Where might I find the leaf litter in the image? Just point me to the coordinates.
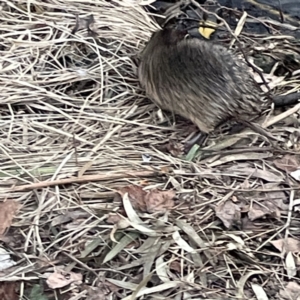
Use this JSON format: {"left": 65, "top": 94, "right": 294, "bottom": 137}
{"left": 0, "top": 282, "right": 18, "bottom": 300}
{"left": 0, "top": 0, "right": 300, "bottom": 299}
{"left": 117, "top": 185, "right": 175, "bottom": 214}
{"left": 0, "top": 200, "right": 20, "bottom": 237}
{"left": 46, "top": 270, "right": 83, "bottom": 289}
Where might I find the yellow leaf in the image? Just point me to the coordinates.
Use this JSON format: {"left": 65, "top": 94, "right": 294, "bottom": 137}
{"left": 198, "top": 20, "right": 217, "bottom": 39}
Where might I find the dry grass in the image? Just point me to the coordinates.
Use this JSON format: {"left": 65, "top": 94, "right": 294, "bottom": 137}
{"left": 0, "top": 0, "right": 300, "bottom": 299}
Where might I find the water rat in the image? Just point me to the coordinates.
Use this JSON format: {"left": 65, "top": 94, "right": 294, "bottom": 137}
{"left": 138, "top": 27, "right": 299, "bottom": 137}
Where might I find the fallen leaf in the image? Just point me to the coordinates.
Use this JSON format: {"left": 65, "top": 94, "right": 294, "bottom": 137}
{"left": 0, "top": 200, "right": 20, "bottom": 236}
{"left": 28, "top": 284, "right": 48, "bottom": 300}
{"left": 267, "top": 191, "right": 289, "bottom": 210}
{"left": 251, "top": 283, "right": 268, "bottom": 300}
{"left": 291, "top": 169, "right": 300, "bottom": 181}
{"left": 145, "top": 189, "right": 175, "bottom": 213}
{"left": 279, "top": 281, "right": 300, "bottom": 300}
{"left": 103, "top": 232, "right": 140, "bottom": 264}
{"left": 110, "top": 218, "right": 130, "bottom": 243}
{"left": 248, "top": 200, "right": 281, "bottom": 221}
{"left": 209, "top": 152, "right": 272, "bottom": 167}
{"left": 215, "top": 201, "right": 241, "bottom": 229}
{"left": 46, "top": 270, "right": 83, "bottom": 289}
{"left": 118, "top": 185, "right": 147, "bottom": 212}
{"left": 0, "top": 282, "right": 18, "bottom": 300}
{"left": 199, "top": 20, "right": 216, "bottom": 39}
{"left": 294, "top": 199, "right": 300, "bottom": 212}
{"left": 155, "top": 255, "right": 170, "bottom": 283}
{"left": 226, "top": 166, "right": 283, "bottom": 182}
{"left": 172, "top": 231, "right": 195, "bottom": 253}
{"left": 286, "top": 252, "right": 297, "bottom": 279}
{"left": 245, "top": 191, "right": 288, "bottom": 212}
{"left": 270, "top": 238, "right": 300, "bottom": 254}
{"left": 117, "top": 185, "right": 175, "bottom": 214}
{"left": 0, "top": 247, "right": 17, "bottom": 271}
{"left": 274, "top": 154, "right": 300, "bottom": 173}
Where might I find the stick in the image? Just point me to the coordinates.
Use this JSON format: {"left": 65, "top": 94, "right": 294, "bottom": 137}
{"left": 8, "top": 170, "right": 164, "bottom": 192}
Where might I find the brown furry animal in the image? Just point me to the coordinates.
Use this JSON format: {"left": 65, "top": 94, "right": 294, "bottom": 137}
{"left": 138, "top": 28, "right": 298, "bottom": 134}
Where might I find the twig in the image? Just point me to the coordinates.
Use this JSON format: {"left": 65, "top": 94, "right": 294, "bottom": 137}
{"left": 8, "top": 170, "right": 165, "bottom": 192}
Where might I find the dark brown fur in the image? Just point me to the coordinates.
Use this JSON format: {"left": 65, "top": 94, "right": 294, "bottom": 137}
{"left": 138, "top": 28, "right": 272, "bottom": 133}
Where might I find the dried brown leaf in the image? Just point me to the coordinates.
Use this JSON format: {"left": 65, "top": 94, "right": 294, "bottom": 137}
{"left": 279, "top": 281, "right": 300, "bottom": 300}
{"left": 271, "top": 238, "right": 300, "bottom": 254}
{"left": 274, "top": 154, "right": 300, "bottom": 173}
{"left": 248, "top": 201, "right": 281, "bottom": 221}
{"left": 267, "top": 191, "right": 288, "bottom": 210}
{"left": 215, "top": 201, "right": 241, "bottom": 229}
{"left": 118, "top": 185, "right": 175, "bottom": 213}
{"left": 145, "top": 189, "right": 175, "bottom": 213}
{"left": 118, "top": 185, "right": 147, "bottom": 212}
{"left": 46, "top": 270, "right": 83, "bottom": 289}
{"left": 0, "top": 200, "right": 20, "bottom": 236}
{"left": 0, "top": 282, "right": 18, "bottom": 300}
